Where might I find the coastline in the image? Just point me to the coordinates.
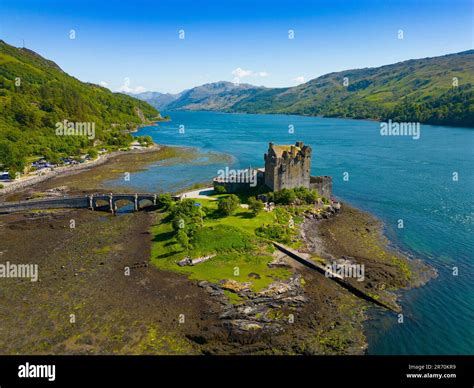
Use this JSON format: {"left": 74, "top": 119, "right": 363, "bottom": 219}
{"left": 0, "top": 144, "right": 437, "bottom": 355}
{"left": 166, "top": 109, "right": 474, "bottom": 129}
{"left": 296, "top": 203, "right": 437, "bottom": 354}
{"left": 0, "top": 144, "right": 162, "bottom": 197}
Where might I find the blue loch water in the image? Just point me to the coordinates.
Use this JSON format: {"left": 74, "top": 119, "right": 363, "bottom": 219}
{"left": 108, "top": 110, "right": 473, "bottom": 355}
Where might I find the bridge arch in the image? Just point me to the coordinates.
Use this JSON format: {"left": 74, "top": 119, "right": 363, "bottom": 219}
{"left": 93, "top": 197, "right": 110, "bottom": 211}
{"left": 138, "top": 198, "right": 154, "bottom": 209}
{"left": 112, "top": 198, "right": 136, "bottom": 211}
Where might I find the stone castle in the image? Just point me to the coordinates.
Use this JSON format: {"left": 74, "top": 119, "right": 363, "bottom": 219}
{"left": 264, "top": 141, "right": 311, "bottom": 191}
{"left": 213, "top": 141, "right": 332, "bottom": 198}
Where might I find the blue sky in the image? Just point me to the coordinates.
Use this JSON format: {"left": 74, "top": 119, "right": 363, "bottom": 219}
{"left": 0, "top": 0, "right": 472, "bottom": 93}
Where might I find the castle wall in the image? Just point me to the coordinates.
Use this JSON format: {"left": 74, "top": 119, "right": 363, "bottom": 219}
{"left": 310, "top": 175, "right": 333, "bottom": 199}
{"left": 213, "top": 170, "right": 264, "bottom": 193}
{"left": 276, "top": 157, "right": 311, "bottom": 190}
{"left": 264, "top": 155, "right": 277, "bottom": 191}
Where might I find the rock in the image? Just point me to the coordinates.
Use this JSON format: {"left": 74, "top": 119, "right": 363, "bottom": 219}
{"left": 268, "top": 257, "right": 291, "bottom": 268}
{"left": 177, "top": 257, "right": 192, "bottom": 267}
{"left": 219, "top": 279, "right": 251, "bottom": 293}
{"left": 248, "top": 272, "right": 261, "bottom": 279}
{"left": 226, "top": 319, "right": 263, "bottom": 332}
{"left": 191, "top": 254, "right": 215, "bottom": 265}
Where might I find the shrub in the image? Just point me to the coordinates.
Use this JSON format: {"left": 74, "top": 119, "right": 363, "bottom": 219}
{"left": 273, "top": 188, "right": 297, "bottom": 205}
{"left": 271, "top": 187, "right": 320, "bottom": 205}
{"left": 175, "top": 229, "right": 191, "bottom": 251}
{"left": 255, "top": 224, "right": 293, "bottom": 243}
{"left": 248, "top": 197, "right": 264, "bottom": 215}
{"left": 87, "top": 148, "right": 98, "bottom": 159}
{"left": 158, "top": 193, "right": 173, "bottom": 209}
{"left": 218, "top": 194, "right": 240, "bottom": 216}
{"left": 214, "top": 185, "right": 227, "bottom": 194}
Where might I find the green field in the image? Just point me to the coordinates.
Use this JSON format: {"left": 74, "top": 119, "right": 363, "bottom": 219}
{"left": 150, "top": 198, "right": 292, "bottom": 293}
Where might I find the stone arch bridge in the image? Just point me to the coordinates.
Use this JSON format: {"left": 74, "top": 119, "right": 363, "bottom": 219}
{"left": 0, "top": 193, "right": 165, "bottom": 214}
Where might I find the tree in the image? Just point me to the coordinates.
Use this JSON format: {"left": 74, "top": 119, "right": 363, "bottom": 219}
{"left": 158, "top": 193, "right": 173, "bottom": 209}
{"left": 0, "top": 140, "right": 26, "bottom": 173}
{"left": 136, "top": 135, "right": 153, "bottom": 146}
{"left": 175, "top": 229, "right": 190, "bottom": 251}
{"left": 214, "top": 185, "right": 227, "bottom": 194}
{"left": 248, "top": 197, "right": 264, "bottom": 215}
{"left": 218, "top": 194, "right": 240, "bottom": 216}
{"left": 169, "top": 199, "right": 204, "bottom": 236}
{"left": 42, "top": 149, "right": 61, "bottom": 165}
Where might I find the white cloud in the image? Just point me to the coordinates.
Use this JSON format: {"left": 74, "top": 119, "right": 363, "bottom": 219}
{"left": 293, "top": 76, "right": 305, "bottom": 84}
{"left": 99, "top": 81, "right": 108, "bottom": 87}
{"left": 116, "top": 77, "right": 147, "bottom": 94}
{"left": 232, "top": 67, "right": 253, "bottom": 78}
{"left": 231, "top": 68, "right": 270, "bottom": 80}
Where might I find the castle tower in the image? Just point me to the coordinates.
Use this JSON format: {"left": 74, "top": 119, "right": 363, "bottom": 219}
{"left": 264, "top": 141, "right": 312, "bottom": 191}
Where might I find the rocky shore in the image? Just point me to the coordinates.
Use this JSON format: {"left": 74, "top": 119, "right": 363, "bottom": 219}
{"left": 198, "top": 274, "right": 307, "bottom": 339}
{"left": 0, "top": 146, "right": 436, "bottom": 355}
{"left": 178, "top": 202, "right": 436, "bottom": 354}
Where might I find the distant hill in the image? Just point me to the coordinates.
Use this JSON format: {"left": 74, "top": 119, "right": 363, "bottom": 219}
{"left": 230, "top": 50, "right": 474, "bottom": 127}
{"left": 141, "top": 51, "right": 474, "bottom": 127}
{"left": 0, "top": 40, "right": 159, "bottom": 174}
{"left": 136, "top": 81, "right": 267, "bottom": 111}
{"left": 132, "top": 91, "right": 180, "bottom": 110}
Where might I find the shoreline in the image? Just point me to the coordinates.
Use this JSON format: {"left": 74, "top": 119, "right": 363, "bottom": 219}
{"left": 0, "top": 144, "right": 162, "bottom": 197}
{"left": 0, "top": 143, "right": 437, "bottom": 354}
{"left": 299, "top": 203, "right": 437, "bottom": 354}
{"left": 165, "top": 109, "right": 474, "bottom": 129}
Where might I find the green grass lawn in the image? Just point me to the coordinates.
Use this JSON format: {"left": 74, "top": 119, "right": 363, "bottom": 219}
{"left": 150, "top": 201, "right": 292, "bottom": 292}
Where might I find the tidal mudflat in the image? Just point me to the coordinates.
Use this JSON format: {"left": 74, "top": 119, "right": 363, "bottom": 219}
{"left": 0, "top": 158, "right": 433, "bottom": 354}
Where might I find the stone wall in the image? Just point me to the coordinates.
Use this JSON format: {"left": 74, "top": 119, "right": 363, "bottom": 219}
{"left": 213, "top": 170, "right": 264, "bottom": 193}
{"left": 310, "top": 175, "right": 333, "bottom": 199}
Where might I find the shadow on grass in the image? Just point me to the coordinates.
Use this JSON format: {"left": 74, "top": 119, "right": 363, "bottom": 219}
{"left": 155, "top": 251, "right": 181, "bottom": 259}
{"left": 235, "top": 211, "right": 256, "bottom": 219}
{"left": 152, "top": 230, "right": 175, "bottom": 242}
{"left": 204, "top": 210, "right": 225, "bottom": 220}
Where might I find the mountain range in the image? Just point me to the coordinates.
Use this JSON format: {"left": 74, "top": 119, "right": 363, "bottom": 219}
{"left": 132, "top": 81, "right": 268, "bottom": 111}
{"left": 0, "top": 40, "right": 472, "bottom": 174}
{"left": 134, "top": 50, "right": 474, "bottom": 127}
